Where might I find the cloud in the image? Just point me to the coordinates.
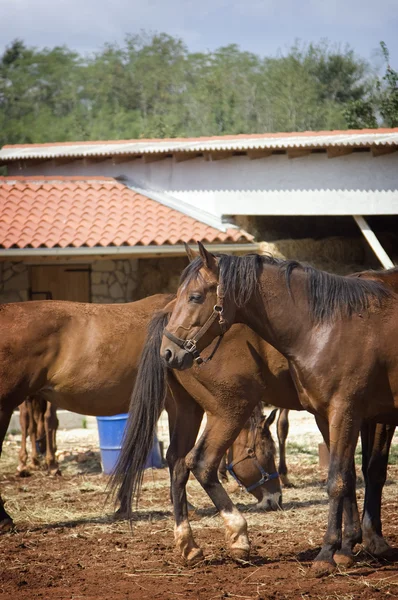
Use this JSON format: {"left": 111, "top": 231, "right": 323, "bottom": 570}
{"left": 0, "top": 0, "right": 396, "bottom": 64}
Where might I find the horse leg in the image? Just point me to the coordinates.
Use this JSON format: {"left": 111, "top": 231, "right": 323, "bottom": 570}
{"left": 27, "top": 399, "right": 41, "bottom": 470}
{"left": 166, "top": 379, "right": 205, "bottom": 565}
{"left": 0, "top": 406, "right": 14, "bottom": 532}
{"left": 44, "top": 402, "right": 60, "bottom": 475}
{"left": 311, "top": 407, "right": 361, "bottom": 577}
{"left": 33, "top": 397, "right": 46, "bottom": 457}
{"left": 277, "top": 409, "right": 292, "bottom": 487}
{"left": 314, "top": 412, "right": 362, "bottom": 573}
{"left": 218, "top": 454, "right": 228, "bottom": 484}
{"left": 186, "top": 413, "right": 252, "bottom": 563}
{"left": 18, "top": 402, "right": 29, "bottom": 473}
{"left": 361, "top": 421, "right": 395, "bottom": 557}
{"left": 165, "top": 392, "right": 196, "bottom": 512}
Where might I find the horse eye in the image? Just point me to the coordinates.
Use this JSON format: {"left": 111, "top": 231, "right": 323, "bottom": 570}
{"left": 188, "top": 293, "right": 203, "bottom": 303}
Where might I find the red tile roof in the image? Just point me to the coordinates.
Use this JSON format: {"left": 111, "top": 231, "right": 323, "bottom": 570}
{"left": 0, "top": 176, "right": 252, "bottom": 249}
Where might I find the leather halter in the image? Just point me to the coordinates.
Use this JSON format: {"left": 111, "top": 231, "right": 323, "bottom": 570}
{"left": 226, "top": 448, "right": 279, "bottom": 493}
{"left": 163, "top": 284, "right": 228, "bottom": 365}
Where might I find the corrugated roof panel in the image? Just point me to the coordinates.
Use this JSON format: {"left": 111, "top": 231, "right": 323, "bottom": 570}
{"left": 1, "top": 129, "right": 398, "bottom": 161}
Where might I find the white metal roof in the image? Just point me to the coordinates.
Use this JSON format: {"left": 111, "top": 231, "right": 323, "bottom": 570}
{"left": 1, "top": 129, "right": 398, "bottom": 161}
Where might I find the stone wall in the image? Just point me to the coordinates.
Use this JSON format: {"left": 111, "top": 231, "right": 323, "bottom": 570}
{"left": 133, "top": 256, "right": 188, "bottom": 300}
{"left": 91, "top": 259, "right": 139, "bottom": 303}
{"left": 0, "top": 262, "right": 29, "bottom": 302}
{"left": 91, "top": 256, "right": 187, "bottom": 303}
{"left": 0, "top": 256, "right": 188, "bottom": 305}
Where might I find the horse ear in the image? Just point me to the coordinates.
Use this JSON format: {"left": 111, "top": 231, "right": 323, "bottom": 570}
{"left": 264, "top": 408, "right": 278, "bottom": 429}
{"left": 198, "top": 241, "right": 217, "bottom": 272}
{"left": 184, "top": 243, "right": 199, "bottom": 263}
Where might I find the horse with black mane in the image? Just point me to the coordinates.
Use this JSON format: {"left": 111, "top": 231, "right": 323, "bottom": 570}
{"left": 110, "top": 249, "right": 397, "bottom": 571}
{"left": 159, "top": 244, "right": 398, "bottom": 575}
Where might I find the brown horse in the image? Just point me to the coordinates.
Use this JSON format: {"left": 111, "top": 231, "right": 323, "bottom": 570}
{"left": 160, "top": 245, "right": 398, "bottom": 574}
{"left": 111, "top": 268, "right": 396, "bottom": 567}
{"left": 0, "top": 293, "right": 281, "bottom": 532}
{"left": 18, "top": 397, "right": 59, "bottom": 475}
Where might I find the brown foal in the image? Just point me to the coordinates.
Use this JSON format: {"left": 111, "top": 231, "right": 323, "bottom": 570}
{"left": 160, "top": 244, "right": 398, "bottom": 575}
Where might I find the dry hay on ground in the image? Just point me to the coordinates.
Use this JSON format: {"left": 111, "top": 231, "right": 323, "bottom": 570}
{"left": 1, "top": 434, "right": 398, "bottom": 600}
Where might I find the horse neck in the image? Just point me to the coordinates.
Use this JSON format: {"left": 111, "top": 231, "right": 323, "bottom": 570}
{"left": 235, "top": 264, "right": 312, "bottom": 358}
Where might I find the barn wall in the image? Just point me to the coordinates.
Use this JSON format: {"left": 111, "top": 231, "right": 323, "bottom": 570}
{"left": 10, "top": 151, "right": 398, "bottom": 217}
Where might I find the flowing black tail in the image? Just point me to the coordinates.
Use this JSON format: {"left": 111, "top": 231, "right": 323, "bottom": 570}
{"left": 108, "top": 310, "right": 169, "bottom": 521}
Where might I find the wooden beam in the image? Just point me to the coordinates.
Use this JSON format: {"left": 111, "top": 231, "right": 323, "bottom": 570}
{"left": 353, "top": 215, "right": 395, "bottom": 269}
{"left": 111, "top": 155, "right": 139, "bottom": 165}
{"left": 287, "top": 148, "right": 311, "bottom": 159}
{"left": 371, "top": 145, "right": 397, "bottom": 157}
{"left": 82, "top": 157, "right": 109, "bottom": 165}
{"left": 326, "top": 147, "right": 353, "bottom": 159}
{"left": 52, "top": 157, "right": 77, "bottom": 166}
{"left": 204, "top": 152, "right": 234, "bottom": 161}
{"left": 142, "top": 153, "right": 168, "bottom": 164}
{"left": 14, "top": 159, "right": 50, "bottom": 169}
{"left": 246, "top": 149, "right": 273, "bottom": 160}
{"left": 173, "top": 152, "right": 200, "bottom": 163}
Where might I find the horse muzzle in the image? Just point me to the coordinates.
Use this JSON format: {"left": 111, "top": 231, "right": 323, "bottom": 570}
{"left": 161, "top": 345, "right": 194, "bottom": 370}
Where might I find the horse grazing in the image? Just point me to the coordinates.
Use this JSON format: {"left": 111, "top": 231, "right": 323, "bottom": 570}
{"left": 219, "top": 408, "right": 291, "bottom": 489}
{"left": 161, "top": 244, "right": 398, "bottom": 575}
{"left": 0, "top": 293, "right": 281, "bottom": 532}
{"left": 18, "top": 396, "right": 59, "bottom": 475}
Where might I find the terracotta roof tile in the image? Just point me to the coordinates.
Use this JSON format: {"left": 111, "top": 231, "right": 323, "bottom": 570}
{"left": 0, "top": 176, "right": 252, "bottom": 249}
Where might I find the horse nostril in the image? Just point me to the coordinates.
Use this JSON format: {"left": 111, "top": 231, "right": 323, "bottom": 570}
{"left": 164, "top": 349, "right": 172, "bottom": 363}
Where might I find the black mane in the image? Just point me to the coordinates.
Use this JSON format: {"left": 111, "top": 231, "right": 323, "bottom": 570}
{"left": 180, "top": 253, "right": 392, "bottom": 323}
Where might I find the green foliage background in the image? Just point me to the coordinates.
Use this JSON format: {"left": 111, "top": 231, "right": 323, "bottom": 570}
{"left": 0, "top": 34, "right": 397, "bottom": 148}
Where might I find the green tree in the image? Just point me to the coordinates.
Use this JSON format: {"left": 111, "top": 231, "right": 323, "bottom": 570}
{"left": 0, "top": 34, "right": 388, "bottom": 146}
{"left": 344, "top": 41, "right": 398, "bottom": 129}
{"left": 378, "top": 41, "right": 398, "bottom": 127}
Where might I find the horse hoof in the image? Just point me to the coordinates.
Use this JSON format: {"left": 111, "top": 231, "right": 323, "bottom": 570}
{"left": 334, "top": 552, "right": 354, "bottom": 568}
{"left": 310, "top": 561, "right": 336, "bottom": 578}
{"left": 230, "top": 546, "right": 250, "bottom": 563}
{"left": 364, "top": 538, "right": 393, "bottom": 558}
{"left": 16, "top": 467, "right": 31, "bottom": 478}
{"left": 0, "top": 517, "right": 14, "bottom": 533}
{"left": 49, "top": 468, "right": 61, "bottom": 477}
{"left": 27, "top": 462, "right": 40, "bottom": 471}
{"left": 186, "top": 547, "right": 204, "bottom": 566}
{"left": 279, "top": 475, "right": 294, "bottom": 488}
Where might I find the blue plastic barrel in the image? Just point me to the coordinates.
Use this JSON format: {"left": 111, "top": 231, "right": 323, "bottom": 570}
{"left": 96, "top": 413, "right": 163, "bottom": 475}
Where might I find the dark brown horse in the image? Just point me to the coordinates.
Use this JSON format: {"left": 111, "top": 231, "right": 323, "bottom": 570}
{"left": 111, "top": 264, "right": 396, "bottom": 567}
{"left": 160, "top": 245, "right": 398, "bottom": 575}
{"left": 18, "top": 397, "right": 59, "bottom": 475}
{"left": 0, "top": 294, "right": 281, "bottom": 532}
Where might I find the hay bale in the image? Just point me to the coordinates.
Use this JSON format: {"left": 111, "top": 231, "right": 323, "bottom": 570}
{"left": 258, "top": 237, "right": 368, "bottom": 274}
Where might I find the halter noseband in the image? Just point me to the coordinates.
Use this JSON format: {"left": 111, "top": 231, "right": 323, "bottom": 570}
{"left": 226, "top": 447, "right": 279, "bottom": 493}
{"left": 163, "top": 284, "right": 228, "bottom": 365}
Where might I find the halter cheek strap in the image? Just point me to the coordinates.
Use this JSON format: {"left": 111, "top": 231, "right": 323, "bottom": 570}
{"left": 163, "top": 284, "right": 228, "bottom": 365}
{"left": 226, "top": 450, "right": 279, "bottom": 494}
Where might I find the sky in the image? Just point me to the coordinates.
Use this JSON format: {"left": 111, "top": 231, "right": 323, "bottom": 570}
{"left": 0, "top": 0, "right": 397, "bottom": 68}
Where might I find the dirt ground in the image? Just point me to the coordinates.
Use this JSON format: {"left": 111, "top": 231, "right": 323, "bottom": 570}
{"left": 1, "top": 420, "right": 398, "bottom": 600}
